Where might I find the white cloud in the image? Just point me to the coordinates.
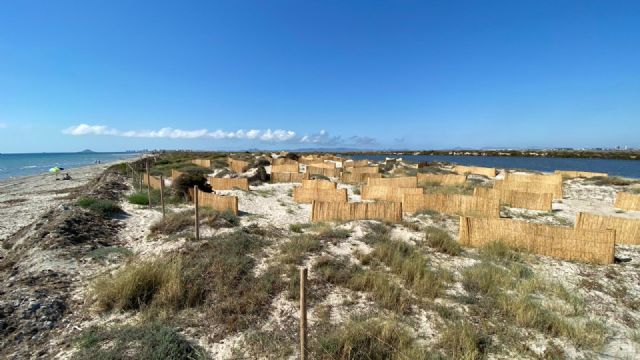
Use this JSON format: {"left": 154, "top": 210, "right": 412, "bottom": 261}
{"left": 62, "top": 123, "right": 298, "bottom": 142}
{"left": 62, "top": 123, "right": 378, "bottom": 147}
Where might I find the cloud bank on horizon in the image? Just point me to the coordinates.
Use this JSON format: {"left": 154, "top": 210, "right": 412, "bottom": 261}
{"left": 62, "top": 124, "right": 377, "bottom": 147}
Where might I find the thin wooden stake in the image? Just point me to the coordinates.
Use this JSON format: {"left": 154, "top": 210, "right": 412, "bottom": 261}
{"left": 146, "top": 162, "right": 151, "bottom": 208}
{"left": 138, "top": 170, "right": 143, "bottom": 192}
{"left": 194, "top": 186, "right": 200, "bottom": 241}
{"left": 160, "top": 175, "right": 166, "bottom": 218}
{"left": 300, "top": 267, "right": 307, "bottom": 360}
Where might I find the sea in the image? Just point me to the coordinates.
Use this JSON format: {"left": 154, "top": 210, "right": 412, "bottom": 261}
{"left": 345, "top": 154, "right": 640, "bottom": 179}
{"left": 0, "top": 152, "right": 141, "bottom": 180}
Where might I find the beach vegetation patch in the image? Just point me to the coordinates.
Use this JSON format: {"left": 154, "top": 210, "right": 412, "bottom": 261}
{"left": 74, "top": 321, "right": 205, "bottom": 360}
{"left": 313, "top": 317, "right": 428, "bottom": 359}
{"left": 150, "top": 211, "right": 193, "bottom": 236}
{"left": 425, "top": 226, "right": 462, "bottom": 256}
{"left": 77, "top": 197, "right": 122, "bottom": 216}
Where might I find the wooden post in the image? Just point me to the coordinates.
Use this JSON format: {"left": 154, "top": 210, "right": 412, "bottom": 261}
{"left": 300, "top": 267, "right": 307, "bottom": 360}
{"left": 138, "top": 170, "right": 143, "bottom": 192}
{"left": 146, "top": 162, "right": 152, "bottom": 208}
{"left": 160, "top": 175, "right": 166, "bottom": 218}
{"left": 194, "top": 186, "right": 200, "bottom": 241}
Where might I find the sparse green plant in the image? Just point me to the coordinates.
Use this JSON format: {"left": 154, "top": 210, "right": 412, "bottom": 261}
{"left": 74, "top": 322, "right": 205, "bottom": 360}
{"left": 279, "top": 235, "right": 323, "bottom": 265}
{"left": 150, "top": 211, "right": 193, "bottom": 235}
{"left": 89, "top": 246, "right": 132, "bottom": 261}
{"left": 368, "top": 237, "right": 449, "bottom": 299}
{"left": 425, "top": 226, "right": 461, "bottom": 256}
{"left": 313, "top": 317, "right": 428, "bottom": 359}
{"left": 435, "top": 320, "right": 487, "bottom": 360}
{"left": 586, "top": 176, "right": 637, "bottom": 186}
{"left": 77, "top": 197, "right": 122, "bottom": 216}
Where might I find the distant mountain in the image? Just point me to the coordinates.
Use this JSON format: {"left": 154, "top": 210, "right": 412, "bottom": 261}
{"left": 79, "top": 149, "right": 95, "bottom": 153}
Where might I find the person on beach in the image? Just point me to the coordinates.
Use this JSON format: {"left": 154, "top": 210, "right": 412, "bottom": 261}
{"left": 62, "top": 173, "right": 72, "bottom": 180}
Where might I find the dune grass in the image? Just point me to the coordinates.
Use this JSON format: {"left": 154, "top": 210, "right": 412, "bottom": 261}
{"left": 77, "top": 197, "right": 122, "bottom": 216}
{"left": 74, "top": 322, "right": 205, "bottom": 360}
{"left": 313, "top": 317, "right": 429, "bottom": 359}
{"left": 425, "top": 226, "right": 462, "bottom": 256}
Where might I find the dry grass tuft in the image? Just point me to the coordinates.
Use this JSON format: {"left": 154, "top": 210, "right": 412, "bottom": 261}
{"left": 313, "top": 317, "right": 429, "bottom": 359}
{"left": 150, "top": 211, "right": 193, "bottom": 236}
{"left": 425, "top": 226, "right": 462, "bottom": 256}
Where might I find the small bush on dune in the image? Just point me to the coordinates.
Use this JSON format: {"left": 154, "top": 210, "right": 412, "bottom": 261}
{"left": 200, "top": 208, "right": 240, "bottom": 228}
{"left": 128, "top": 192, "right": 150, "bottom": 205}
{"left": 478, "top": 241, "right": 521, "bottom": 263}
{"left": 425, "top": 226, "right": 462, "bottom": 256}
{"left": 313, "top": 256, "right": 410, "bottom": 313}
{"left": 77, "top": 197, "right": 122, "bottom": 216}
{"left": 92, "top": 257, "right": 188, "bottom": 312}
{"left": 172, "top": 173, "right": 212, "bottom": 199}
{"left": 150, "top": 211, "right": 193, "bottom": 235}
{"left": 280, "top": 235, "right": 322, "bottom": 265}
{"left": 435, "top": 320, "right": 488, "bottom": 360}
{"left": 74, "top": 321, "right": 205, "bottom": 360}
{"left": 586, "top": 176, "right": 637, "bottom": 186}
{"left": 314, "top": 317, "right": 428, "bottom": 359}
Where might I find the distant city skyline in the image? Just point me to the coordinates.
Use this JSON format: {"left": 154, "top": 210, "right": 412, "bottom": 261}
{"left": 1, "top": 1, "right": 639, "bottom": 153}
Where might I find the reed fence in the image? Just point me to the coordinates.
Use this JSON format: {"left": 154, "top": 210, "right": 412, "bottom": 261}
{"left": 306, "top": 166, "right": 340, "bottom": 178}
{"left": 311, "top": 201, "right": 402, "bottom": 222}
{"left": 452, "top": 165, "right": 496, "bottom": 178}
{"left": 459, "top": 216, "right": 615, "bottom": 264}
{"left": 402, "top": 193, "right": 500, "bottom": 217}
{"left": 301, "top": 179, "right": 337, "bottom": 189}
{"left": 347, "top": 166, "right": 380, "bottom": 174}
{"left": 293, "top": 188, "right": 348, "bottom": 204}
{"left": 367, "top": 176, "right": 418, "bottom": 188}
{"left": 417, "top": 173, "right": 466, "bottom": 185}
{"left": 142, "top": 172, "right": 163, "bottom": 190}
{"left": 614, "top": 192, "right": 640, "bottom": 211}
{"left": 191, "top": 159, "right": 211, "bottom": 168}
{"left": 271, "top": 172, "right": 307, "bottom": 183}
{"left": 271, "top": 158, "right": 299, "bottom": 165}
{"left": 192, "top": 191, "right": 239, "bottom": 215}
{"left": 208, "top": 177, "right": 249, "bottom": 191}
{"left": 473, "top": 187, "right": 552, "bottom": 212}
{"left": 493, "top": 180, "right": 563, "bottom": 200}
{"left": 575, "top": 212, "right": 640, "bottom": 245}
{"left": 228, "top": 158, "right": 250, "bottom": 173}
{"left": 272, "top": 163, "right": 300, "bottom": 173}
{"left": 505, "top": 172, "right": 563, "bottom": 185}
{"left": 361, "top": 186, "right": 423, "bottom": 202}
{"left": 340, "top": 172, "right": 382, "bottom": 184}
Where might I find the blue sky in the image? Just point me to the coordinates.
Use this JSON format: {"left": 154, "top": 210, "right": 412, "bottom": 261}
{"left": 1, "top": 0, "right": 639, "bottom": 153}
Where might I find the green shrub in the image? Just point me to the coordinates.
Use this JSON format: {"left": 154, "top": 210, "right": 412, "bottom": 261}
{"left": 279, "top": 235, "right": 323, "bottom": 265}
{"left": 150, "top": 211, "right": 193, "bottom": 235}
{"left": 435, "top": 321, "right": 488, "bottom": 360}
{"left": 74, "top": 322, "right": 205, "bottom": 360}
{"left": 200, "top": 208, "right": 240, "bottom": 228}
{"left": 172, "top": 173, "right": 212, "bottom": 199}
{"left": 314, "top": 317, "right": 428, "bottom": 359}
{"left": 77, "top": 198, "right": 122, "bottom": 216}
{"left": 128, "top": 192, "right": 151, "bottom": 205}
{"left": 425, "top": 226, "right": 462, "bottom": 256}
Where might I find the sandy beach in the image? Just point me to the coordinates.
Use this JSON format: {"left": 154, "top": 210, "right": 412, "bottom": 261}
{"left": 0, "top": 161, "right": 134, "bottom": 243}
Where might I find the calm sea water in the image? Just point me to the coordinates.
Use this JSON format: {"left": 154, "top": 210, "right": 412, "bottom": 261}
{"left": 0, "top": 152, "right": 140, "bottom": 180}
{"left": 346, "top": 154, "right": 640, "bottom": 179}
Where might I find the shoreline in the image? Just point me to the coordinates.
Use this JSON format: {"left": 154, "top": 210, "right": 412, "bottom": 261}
{"left": 0, "top": 158, "right": 137, "bottom": 242}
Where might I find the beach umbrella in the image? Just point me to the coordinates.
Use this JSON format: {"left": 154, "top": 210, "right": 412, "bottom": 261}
{"left": 49, "top": 167, "right": 61, "bottom": 173}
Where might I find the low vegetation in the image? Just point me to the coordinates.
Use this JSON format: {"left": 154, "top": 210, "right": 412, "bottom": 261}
{"left": 77, "top": 197, "right": 122, "bottom": 216}
{"left": 313, "top": 317, "right": 429, "bottom": 359}
{"left": 462, "top": 241, "right": 605, "bottom": 350}
{"left": 586, "top": 176, "right": 638, "bottom": 186}
{"left": 150, "top": 211, "right": 193, "bottom": 236}
{"left": 74, "top": 322, "right": 205, "bottom": 360}
{"left": 425, "top": 226, "right": 462, "bottom": 255}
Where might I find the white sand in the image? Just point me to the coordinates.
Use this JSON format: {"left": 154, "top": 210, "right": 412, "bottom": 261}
{"left": 0, "top": 163, "right": 117, "bottom": 243}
